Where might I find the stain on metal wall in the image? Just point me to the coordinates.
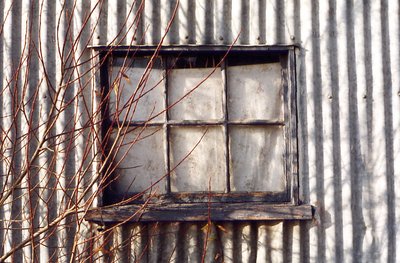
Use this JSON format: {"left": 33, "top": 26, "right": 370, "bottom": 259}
{"left": 0, "top": 0, "right": 399, "bottom": 262}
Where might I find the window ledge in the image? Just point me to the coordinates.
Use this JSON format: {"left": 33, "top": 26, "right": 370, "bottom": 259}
{"left": 85, "top": 203, "right": 313, "bottom": 223}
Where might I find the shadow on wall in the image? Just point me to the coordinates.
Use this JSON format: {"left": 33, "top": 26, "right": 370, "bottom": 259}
{"left": 104, "top": 221, "right": 308, "bottom": 263}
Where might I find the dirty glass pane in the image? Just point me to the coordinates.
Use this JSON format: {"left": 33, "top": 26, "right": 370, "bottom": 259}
{"left": 170, "top": 126, "right": 226, "bottom": 192}
{"left": 111, "top": 127, "right": 167, "bottom": 194}
{"left": 229, "top": 126, "right": 285, "bottom": 192}
{"left": 168, "top": 68, "right": 224, "bottom": 121}
{"left": 227, "top": 63, "right": 283, "bottom": 121}
{"left": 109, "top": 57, "right": 165, "bottom": 122}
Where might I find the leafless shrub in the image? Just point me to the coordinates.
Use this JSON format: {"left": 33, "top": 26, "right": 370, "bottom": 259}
{"left": 0, "top": 1, "right": 230, "bottom": 262}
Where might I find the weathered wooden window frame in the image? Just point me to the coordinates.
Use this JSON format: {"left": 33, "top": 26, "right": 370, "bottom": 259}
{"left": 85, "top": 46, "right": 312, "bottom": 223}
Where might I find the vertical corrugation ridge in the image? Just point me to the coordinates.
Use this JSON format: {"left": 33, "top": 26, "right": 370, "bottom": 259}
{"left": 282, "top": 221, "right": 294, "bottom": 263}
{"left": 44, "top": 0, "right": 58, "bottom": 260}
{"left": 265, "top": 0, "right": 277, "bottom": 45}
{"left": 2, "top": 0, "right": 23, "bottom": 262}
{"left": 143, "top": 0, "right": 161, "bottom": 45}
{"left": 97, "top": 0, "right": 108, "bottom": 45}
{"left": 327, "top": 0, "right": 344, "bottom": 262}
{"left": 239, "top": 0, "right": 249, "bottom": 44}
{"left": 39, "top": 1, "right": 58, "bottom": 261}
{"left": 319, "top": 0, "right": 334, "bottom": 261}
{"left": 73, "top": 0, "right": 95, "bottom": 261}
{"left": 55, "top": 0, "right": 76, "bottom": 261}
{"left": 117, "top": 0, "right": 127, "bottom": 45}
{"left": 252, "top": 0, "right": 266, "bottom": 44}
{"left": 370, "top": 0, "right": 388, "bottom": 261}
{"left": 194, "top": 0, "right": 207, "bottom": 44}
{"left": 380, "top": 0, "right": 396, "bottom": 261}
{"left": 275, "top": 0, "right": 285, "bottom": 43}
{"left": 23, "top": 0, "right": 41, "bottom": 261}
{"left": 125, "top": 0, "right": 140, "bottom": 45}
{"left": 294, "top": 0, "right": 311, "bottom": 262}
{"left": 311, "top": 1, "right": 327, "bottom": 262}
{"left": 215, "top": 0, "right": 230, "bottom": 45}
{"left": 389, "top": 0, "right": 400, "bottom": 261}
{"left": 203, "top": 0, "right": 214, "bottom": 44}
{"left": 162, "top": 0, "right": 179, "bottom": 45}
{"left": 361, "top": 0, "right": 378, "bottom": 261}
{"left": 176, "top": 0, "right": 188, "bottom": 44}
{"left": 345, "top": 0, "right": 366, "bottom": 262}
{"left": 14, "top": 0, "right": 23, "bottom": 260}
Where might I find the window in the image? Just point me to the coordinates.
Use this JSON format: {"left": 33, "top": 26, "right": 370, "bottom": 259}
{"left": 86, "top": 46, "right": 312, "bottom": 223}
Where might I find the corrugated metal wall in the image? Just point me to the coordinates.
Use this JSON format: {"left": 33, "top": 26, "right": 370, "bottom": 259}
{"left": 0, "top": 0, "right": 399, "bottom": 262}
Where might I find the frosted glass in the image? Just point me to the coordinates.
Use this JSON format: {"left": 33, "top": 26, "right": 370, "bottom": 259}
{"left": 170, "top": 126, "right": 226, "bottom": 192}
{"left": 229, "top": 126, "right": 285, "bottom": 192}
{"left": 111, "top": 127, "right": 167, "bottom": 194}
{"left": 109, "top": 58, "right": 165, "bottom": 122}
{"left": 227, "top": 63, "right": 283, "bottom": 121}
{"left": 168, "top": 68, "right": 224, "bottom": 120}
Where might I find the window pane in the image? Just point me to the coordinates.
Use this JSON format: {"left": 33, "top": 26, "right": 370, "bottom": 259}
{"left": 109, "top": 57, "right": 165, "bottom": 122}
{"left": 229, "top": 126, "right": 285, "bottom": 192}
{"left": 170, "top": 126, "right": 226, "bottom": 192}
{"left": 168, "top": 68, "right": 224, "bottom": 121}
{"left": 110, "top": 127, "right": 167, "bottom": 194}
{"left": 227, "top": 63, "right": 283, "bottom": 121}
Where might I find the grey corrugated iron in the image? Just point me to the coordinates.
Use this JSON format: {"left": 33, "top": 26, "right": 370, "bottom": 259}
{"left": 0, "top": 0, "right": 399, "bottom": 262}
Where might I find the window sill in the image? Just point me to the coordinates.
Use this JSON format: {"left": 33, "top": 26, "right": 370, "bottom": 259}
{"left": 84, "top": 203, "right": 313, "bottom": 223}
